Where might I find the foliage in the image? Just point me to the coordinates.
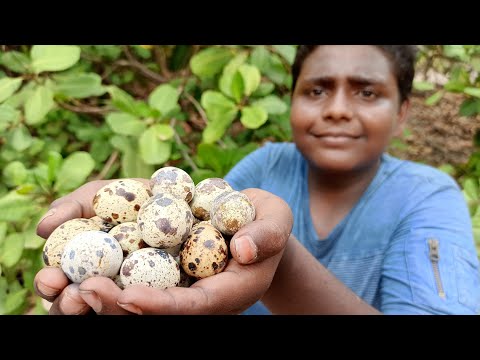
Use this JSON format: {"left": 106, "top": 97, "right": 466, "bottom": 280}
{"left": 0, "top": 45, "right": 294, "bottom": 313}
{"left": 415, "top": 45, "right": 480, "bottom": 253}
{"left": 1, "top": 44, "right": 479, "bottom": 314}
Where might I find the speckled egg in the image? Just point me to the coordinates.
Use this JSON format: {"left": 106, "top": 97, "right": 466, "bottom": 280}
{"left": 190, "top": 178, "right": 233, "bottom": 220}
{"left": 210, "top": 191, "right": 255, "bottom": 235}
{"left": 109, "top": 222, "right": 147, "bottom": 258}
{"left": 120, "top": 248, "right": 180, "bottom": 289}
{"left": 42, "top": 218, "right": 101, "bottom": 267}
{"left": 180, "top": 222, "right": 228, "bottom": 279}
{"left": 150, "top": 166, "right": 195, "bottom": 203}
{"left": 89, "top": 216, "right": 115, "bottom": 232}
{"left": 137, "top": 193, "right": 194, "bottom": 249}
{"left": 93, "top": 179, "right": 152, "bottom": 225}
{"left": 60, "top": 230, "right": 123, "bottom": 283}
{"left": 113, "top": 274, "right": 125, "bottom": 290}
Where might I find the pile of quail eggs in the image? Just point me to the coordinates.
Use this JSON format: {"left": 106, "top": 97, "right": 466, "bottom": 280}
{"left": 42, "top": 167, "right": 256, "bottom": 290}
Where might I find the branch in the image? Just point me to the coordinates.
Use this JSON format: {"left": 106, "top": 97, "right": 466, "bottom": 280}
{"left": 92, "top": 150, "right": 119, "bottom": 181}
{"left": 121, "top": 46, "right": 168, "bottom": 84}
{"left": 170, "top": 118, "right": 199, "bottom": 172}
{"left": 183, "top": 91, "right": 208, "bottom": 126}
{"left": 58, "top": 101, "right": 112, "bottom": 115}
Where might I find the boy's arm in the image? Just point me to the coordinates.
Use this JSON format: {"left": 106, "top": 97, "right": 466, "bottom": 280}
{"left": 262, "top": 234, "right": 381, "bottom": 315}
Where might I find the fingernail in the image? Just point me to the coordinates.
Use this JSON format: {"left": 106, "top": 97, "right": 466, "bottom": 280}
{"left": 117, "top": 302, "right": 143, "bottom": 315}
{"left": 37, "top": 208, "right": 56, "bottom": 226}
{"left": 79, "top": 290, "right": 102, "bottom": 313}
{"left": 234, "top": 236, "right": 257, "bottom": 264}
{"left": 36, "top": 282, "right": 59, "bottom": 298}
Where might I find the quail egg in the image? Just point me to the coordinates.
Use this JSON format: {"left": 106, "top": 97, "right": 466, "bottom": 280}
{"left": 120, "top": 248, "right": 180, "bottom": 289}
{"left": 60, "top": 230, "right": 123, "bottom": 283}
{"left": 42, "top": 218, "right": 101, "bottom": 267}
{"left": 179, "top": 222, "right": 228, "bottom": 279}
{"left": 109, "top": 222, "right": 147, "bottom": 258}
{"left": 210, "top": 191, "right": 255, "bottom": 235}
{"left": 190, "top": 178, "right": 233, "bottom": 220}
{"left": 150, "top": 166, "right": 195, "bottom": 203}
{"left": 93, "top": 179, "right": 152, "bottom": 225}
{"left": 137, "top": 192, "right": 194, "bottom": 249}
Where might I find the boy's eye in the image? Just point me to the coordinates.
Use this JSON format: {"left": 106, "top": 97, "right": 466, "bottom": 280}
{"left": 311, "top": 88, "right": 324, "bottom": 96}
{"left": 361, "top": 90, "right": 376, "bottom": 98}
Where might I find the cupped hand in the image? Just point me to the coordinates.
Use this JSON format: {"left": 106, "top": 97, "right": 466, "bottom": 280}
{"left": 34, "top": 179, "right": 293, "bottom": 315}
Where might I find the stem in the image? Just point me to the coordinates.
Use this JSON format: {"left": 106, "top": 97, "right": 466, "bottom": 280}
{"left": 170, "top": 118, "right": 199, "bottom": 172}
{"left": 92, "top": 151, "right": 119, "bottom": 181}
{"left": 121, "top": 46, "right": 167, "bottom": 84}
{"left": 58, "top": 101, "right": 112, "bottom": 115}
{"left": 183, "top": 91, "right": 208, "bottom": 126}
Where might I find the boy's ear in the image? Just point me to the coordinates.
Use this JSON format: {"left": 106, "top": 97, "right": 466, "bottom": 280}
{"left": 393, "top": 99, "right": 410, "bottom": 137}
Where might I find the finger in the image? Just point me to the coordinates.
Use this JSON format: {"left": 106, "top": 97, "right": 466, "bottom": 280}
{"left": 230, "top": 188, "right": 293, "bottom": 264}
{"left": 79, "top": 277, "right": 131, "bottom": 315}
{"left": 36, "top": 200, "right": 86, "bottom": 239}
{"left": 34, "top": 267, "right": 70, "bottom": 302}
{"left": 117, "top": 255, "right": 280, "bottom": 315}
{"left": 49, "top": 283, "right": 92, "bottom": 315}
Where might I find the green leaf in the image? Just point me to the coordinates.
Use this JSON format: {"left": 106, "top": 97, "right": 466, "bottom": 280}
{"left": 0, "top": 192, "right": 35, "bottom": 222}
{"left": 425, "top": 90, "right": 444, "bottom": 106}
{"left": 8, "top": 125, "right": 32, "bottom": 152}
{"left": 413, "top": 81, "right": 435, "bottom": 91}
{"left": 443, "top": 45, "right": 468, "bottom": 61}
{"left": 0, "top": 233, "right": 24, "bottom": 268}
{"left": 252, "top": 95, "right": 288, "bottom": 114}
{"left": 250, "top": 46, "right": 270, "bottom": 71}
{"left": 151, "top": 124, "right": 175, "bottom": 141}
{"left": 138, "top": 128, "right": 172, "bottom": 165}
{"left": 464, "top": 87, "right": 480, "bottom": 99}
{"left": 54, "top": 73, "right": 106, "bottom": 98}
{"left": 47, "top": 151, "right": 63, "bottom": 184}
{"left": 190, "top": 47, "right": 234, "bottom": 79}
{"left": 25, "top": 86, "right": 55, "bottom": 125}
{"left": 0, "top": 104, "right": 20, "bottom": 132}
{"left": 200, "top": 91, "right": 238, "bottom": 143}
{"left": 250, "top": 47, "right": 288, "bottom": 86}
{"left": 148, "top": 84, "right": 179, "bottom": 117}
{"left": 3, "top": 161, "right": 28, "bottom": 187}
{"left": 106, "top": 113, "right": 146, "bottom": 136}
{"left": 251, "top": 82, "right": 275, "bottom": 97}
{"left": 54, "top": 152, "right": 95, "bottom": 193}
{"left": 3, "top": 81, "right": 36, "bottom": 109}
{"left": 230, "top": 71, "right": 244, "bottom": 103}
{"left": 122, "top": 147, "right": 155, "bottom": 178}
{"left": 459, "top": 98, "right": 480, "bottom": 117}
{"left": 0, "top": 77, "right": 22, "bottom": 103}
{"left": 31, "top": 45, "right": 81, "bottom": 73}
{"left": 0, "top": 222, "right": 7, "bottom": 246}
{"left": 4, "top": 288, "right": 28, "bottom": 315}
{"left": 23, "top": 212, "right": 47, "bottom": 249}
{"left": 463, "top": 178, "right": 479, "bottom": 201}
{"left": 238, "top": 64, "right": 261, "bottom": 96}
{"left": 107, "top": 86, "right": 138, "bottom": 115}
{"left": 219, "top": 52, "right": 249, "bottom": 99}
{"left": 1, "top": 51, "right": 31, "bottom": 73}
{"left": 272, "top": 45, "right": 296, "bottom": 65}
{"left": 240, "top": 106, "right": 268, "bottom": 129}
{"left": 438, "top": 164, "right": 456, "bottom": 176}
{"left": 110, "top": 135, "right": 132, "bottom": 153}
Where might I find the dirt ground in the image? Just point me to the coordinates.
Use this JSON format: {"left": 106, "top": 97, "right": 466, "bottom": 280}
{"left": 388, "top": 92, "right": 480, "bottom": 167}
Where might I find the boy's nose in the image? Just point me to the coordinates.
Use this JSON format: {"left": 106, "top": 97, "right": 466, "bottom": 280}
{"left": 322, "top": 90, "right": 353, "bottom": 121}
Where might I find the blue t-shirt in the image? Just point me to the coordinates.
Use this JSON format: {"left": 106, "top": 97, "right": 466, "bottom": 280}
{"left": 225, "top": 142, "right": 480, "bottom": 315}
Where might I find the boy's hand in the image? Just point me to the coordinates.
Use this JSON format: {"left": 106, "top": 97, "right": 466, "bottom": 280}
{"left": 34, "top": 180, "right": 292, "bottom": 315}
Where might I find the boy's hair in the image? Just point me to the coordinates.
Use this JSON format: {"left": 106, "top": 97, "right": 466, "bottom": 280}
{"left": 291, "top": 45, "right": 418, "bottom": 103}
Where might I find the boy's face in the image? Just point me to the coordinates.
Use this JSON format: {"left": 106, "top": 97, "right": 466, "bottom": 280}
{"left": 291, "top": 45, "right": 409, "bottom": 173}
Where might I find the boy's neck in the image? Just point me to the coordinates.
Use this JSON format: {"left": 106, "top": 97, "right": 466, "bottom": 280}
{"left": 307, "top": 158, "right": 381, "bottom": 194}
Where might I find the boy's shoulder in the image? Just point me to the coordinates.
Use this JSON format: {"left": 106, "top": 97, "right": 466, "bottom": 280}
{"left": 383, "top": 153, "right": 460, "bottom": 190}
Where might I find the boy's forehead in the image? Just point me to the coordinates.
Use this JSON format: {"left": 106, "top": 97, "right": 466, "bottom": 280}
{"left": 300, "top": 45, "right": 394, "bottom": 82}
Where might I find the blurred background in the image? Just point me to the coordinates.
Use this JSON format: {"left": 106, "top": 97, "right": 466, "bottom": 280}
{"left": 0, "top": 45, "right": 479, "bottom": 314}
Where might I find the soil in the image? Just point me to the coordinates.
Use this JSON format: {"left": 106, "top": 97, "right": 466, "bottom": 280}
{"left": 388, "top": 92, "right": 480, "bottom": 167}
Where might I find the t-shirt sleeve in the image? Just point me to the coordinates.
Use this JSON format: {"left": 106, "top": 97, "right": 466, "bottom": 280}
{"left": 224, "top": 142, "right": 273, "bottom": 191}
{"left": 380, "top": 183, "right": 480, "bottom": 314}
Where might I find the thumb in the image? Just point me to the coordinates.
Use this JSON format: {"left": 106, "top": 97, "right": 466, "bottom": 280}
{"left": 230, "top": 188, "right": 293, "bottom": 264}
